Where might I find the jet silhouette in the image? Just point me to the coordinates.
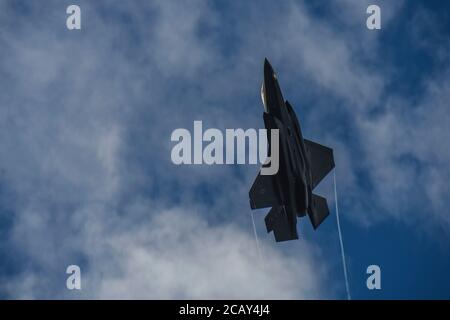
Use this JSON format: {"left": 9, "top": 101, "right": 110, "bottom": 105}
{"left": 249, "top": 59, "right": 335, "bottom": 242}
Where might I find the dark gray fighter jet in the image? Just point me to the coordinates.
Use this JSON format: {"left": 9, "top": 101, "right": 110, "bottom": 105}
{"left": 249, "top": 59, "right": 335, "bottom": 242}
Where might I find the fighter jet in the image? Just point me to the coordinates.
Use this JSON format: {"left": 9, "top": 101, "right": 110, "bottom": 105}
{"left": 249, "top": 59, "right": 335, "bottom": 242}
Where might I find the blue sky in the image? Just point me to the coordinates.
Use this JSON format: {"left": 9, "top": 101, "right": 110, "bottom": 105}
{"left": 0, "top": 0, "right": 449, "bottom": 299}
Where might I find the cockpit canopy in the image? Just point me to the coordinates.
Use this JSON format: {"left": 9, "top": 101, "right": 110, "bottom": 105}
{"left": 261, "top": 82, "right": 268, "bottom": 113}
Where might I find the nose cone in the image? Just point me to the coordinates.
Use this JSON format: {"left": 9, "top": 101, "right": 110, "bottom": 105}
{"left": 262, "top": 58, "right": 284, "bottom": 118}
{"left": 264, "top": 58, "right": 275, "bottom": 79}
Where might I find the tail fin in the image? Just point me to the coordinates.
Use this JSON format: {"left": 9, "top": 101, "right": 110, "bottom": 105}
{"left": 265, "top": 206, "right": 298, "bottom": 242}
{"left": 307, "top": 194, "right": 330, "bottom": 229}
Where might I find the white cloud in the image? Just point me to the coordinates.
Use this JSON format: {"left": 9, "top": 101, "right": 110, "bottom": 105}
{"left": 84, "top": 208, "right": 323, "bottom": 299}
{"left": 4, "top": 201, "right": 325, "bottom": 299}
{"left": 355, "top": 68, "right": 450, "bottom": 227}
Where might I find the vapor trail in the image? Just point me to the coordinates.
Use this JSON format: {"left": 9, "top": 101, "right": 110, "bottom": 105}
{"left": 333, "top": 170, "right": 351, "bottom": 300}
{"left": 250, "top": 211, "right": 263, "bottom": 263}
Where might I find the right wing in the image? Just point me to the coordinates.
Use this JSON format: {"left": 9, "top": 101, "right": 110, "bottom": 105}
{"left": 304, "top": 139, "right": 335, "bottom": 189}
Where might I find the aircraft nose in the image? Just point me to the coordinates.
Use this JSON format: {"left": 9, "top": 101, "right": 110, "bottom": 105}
{"left": 262, "top": 58, "right": 284, "bottom": 118}
{"left": 264, "top": 58, "right": 276, "bottom": 80}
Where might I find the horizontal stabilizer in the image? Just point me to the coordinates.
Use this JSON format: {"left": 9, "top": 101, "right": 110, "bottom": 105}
{"left": 265, "top": 206, "right": 298, "bottom": 242}
{"left": 304, "top": 139, "right": 335, "bottom": 189}
{"left": 249, "top": 172, "right": 279, "bottom": 209}
{"left": 307, "top": 194, "right": 330, "bottom": 229}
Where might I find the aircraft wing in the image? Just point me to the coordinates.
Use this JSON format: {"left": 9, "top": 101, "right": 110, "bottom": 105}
{"left": 304, "top": 139, "right": 335, "bottom": 189}
{"left": 249, "top": 172, "right": 280, "bottom": 209}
